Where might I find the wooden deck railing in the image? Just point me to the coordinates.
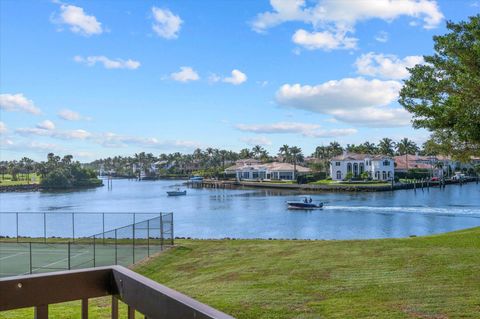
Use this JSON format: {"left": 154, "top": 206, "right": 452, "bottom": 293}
{"left": 0, "top": 266, "right": 235, "bottom": 319}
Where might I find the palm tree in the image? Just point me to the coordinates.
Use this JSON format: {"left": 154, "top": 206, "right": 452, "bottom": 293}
{"left": 329, "top": 141, "right": 343, "bottom": 157}
{"left": 278, "top": 145, "right": 290, "bottom": 162}
{"left": 289, "top": 146, "right": 302, "bottom": 180}
{"left": 397, "top": 138, "right": 418, "bottom": 170}
{"left": 251, "top": 145, "right": 265, "bottom": 159}
{"left": 378, "top": 138, "right": 396, "bottom": 156}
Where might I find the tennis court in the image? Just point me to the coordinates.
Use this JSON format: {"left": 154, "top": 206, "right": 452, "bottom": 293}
{"left": 0, "top": 241, "right": 164, "bottom": 277}
{"left": 0, "top": 212, "right": 174, "bottom": 278}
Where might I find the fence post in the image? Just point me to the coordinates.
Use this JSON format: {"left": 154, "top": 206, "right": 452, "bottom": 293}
{"left": 72, "top": 213, "right": 75, "bottom": 242}
{"left": 132, "top": 214, "right": 136, "bottom": 264}
{"left": 43, "top": 213, "right": 46, "bottom": 243}
{"left": 170, "top": 213, "right": 174, "bottom": 245}
{"left": 160, "top": 214, "right": 164, "bottom": 249}
{"left": 115, "top": 229, "right": 118, "bottom": 265}
{"left": 68, "top": 242, "right": 71, "bottom": 270}
{"left": 93, "top": 235, "right": 96, "bottom": 267}
{"left": 29, "top": 242, "right": 32, "bottom": 274}
{"left": 147, "top": 219, "right": 150, "bottom": 257}
{"left": 16, "top": 212, "right": 19, "bottom": 243}
{"left": 102, "top": 213, "right": 105, "bottom": 245}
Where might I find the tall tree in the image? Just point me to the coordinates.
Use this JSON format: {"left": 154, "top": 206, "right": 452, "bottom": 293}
{"left": 397, "top": 138, "right": 419, "bottom": 170}
{"left": 289, "top": 146, "right": 302, "bottom": 179}
{"left": 378, "top": 138, "right": 396, "bottom": 156}
{"left": 399, "top": 15, "right": 480, "bottom": 161}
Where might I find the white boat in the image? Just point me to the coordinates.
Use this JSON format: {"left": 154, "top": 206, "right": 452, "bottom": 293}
{"left": 287, "top": 198, "right": 324, "bottom": 210}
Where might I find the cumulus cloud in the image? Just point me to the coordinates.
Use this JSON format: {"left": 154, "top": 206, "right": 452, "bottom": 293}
{"left": 292, "top": 29, "right": 357, "bottom": 51}
{"left": 151, "top": 7, "right": 183, "bottom": 39}
{"left": 74, "top": 55, "right": 140, "bottom": 70}
{"left": 170, "top": 66, "right": 200, "bottom": 82}
{"left": 210, "top": 69, "right": 247, "bottom": 85}
{"left": 252, "top": 0, "right": 443, "bottom": 50}
{"left": 0, "top": 93, "right": 41, "bottom": 115}
{"left": 36, "top": 120, "right": 55, "bottom": 130}
{"left": 276, "top": 77, "right": 411, "bottom": 127}
{"left": 241, "top": 136, "right": 272, "bottom": 146}
{"left": 0, "top": 122, "right": 7, "bottom": 134}
{"left": 236, "top": 122, "right": 357, "bottom": 138}
{"left": 223, "top": 69, "right": 247, "bottom": 85}
{"left": 55, "top": 4, "right": 103, "bottom": 36}
{"left": 58, "top": 109, "right": 91, "bottom": 121}
{"left": 354, "top": 52, "right": 424, "bottom": 79}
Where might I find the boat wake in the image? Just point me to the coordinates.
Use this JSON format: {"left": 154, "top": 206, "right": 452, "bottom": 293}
{"left": 323, "top": 205, "right": 480, "bottom": 216}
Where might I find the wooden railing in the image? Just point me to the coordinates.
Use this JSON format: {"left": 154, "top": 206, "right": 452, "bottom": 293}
{"left": 0, "top": 266, "right": 235, "bottom": 319}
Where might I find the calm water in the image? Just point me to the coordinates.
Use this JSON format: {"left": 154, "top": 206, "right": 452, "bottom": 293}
{"left": 0, "top": 179, "right": 479, "bottom": 240}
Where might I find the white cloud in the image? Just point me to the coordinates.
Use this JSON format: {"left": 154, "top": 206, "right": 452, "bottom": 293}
{"left": 151, "top": 7, "right": 183, "bottom": 39}
{"left": 374, "top": 31, "right": 389, "bottom": 43}
{"left": 170, "top": 66, "right": 200, "bottom": 82}
{"left": 241, "top": 136, "right": 272, "bottom": 146}
{"left": 56, "top": 4, "right": 103, "bottom": 36}
{"left": 36, "top": 120, "right": 55, "bottom": 130}
{"left": 0, "top": 122, "right": 7, "bottom": 134}
{"left": 0, "top": 93, "right": 41, "bottom": 115}
{"left": 15, "top": 127, "right": 92, "bottom": 140}
{"left": 74, "top": 55, "right": 140, "bottom": 69}
{"left": 222, "top": 69, "right": 247, "bottom": 85}
{"left": 276, "top": 77, "right": 411, "bottom": 127}
{"left": 292, "top": 29, "right": 357, "bottom": 50}
{"left": 98, "top": 132, "right": 199, "bottom": 149}
{"left": 354, "top": 52, "right": 424, "bottom": 79}
{"left": 58, "top": 109, "right": 91, "bottom": 121}
{"left": 252, "top": 0, "right": 443, "bottom": 50}
{"left": 236, "top": 122, "right": 357, "bottom": 138}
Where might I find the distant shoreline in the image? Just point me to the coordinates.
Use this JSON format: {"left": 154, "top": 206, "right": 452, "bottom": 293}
{"left": 0, "top": 183, "right": 103, "bottom": 193}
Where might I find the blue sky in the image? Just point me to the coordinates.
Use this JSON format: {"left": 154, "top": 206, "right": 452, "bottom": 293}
{"left": 0, "top": 0, "right": 478, "bottom": 161}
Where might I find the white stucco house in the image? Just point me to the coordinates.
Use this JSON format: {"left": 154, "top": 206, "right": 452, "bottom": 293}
{"left": 225, "top": 160, "right": 310, "bottom": 181}
{"left": 330, "top": 153, "right": 394, "bottom": 181}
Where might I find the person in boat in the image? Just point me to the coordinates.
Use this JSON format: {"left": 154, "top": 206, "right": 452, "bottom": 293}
{"left": 304, "top": 198, "right": 308, "bottom": 203}
{"left": 309, "top": 198, "right": 312, "bottom": 203}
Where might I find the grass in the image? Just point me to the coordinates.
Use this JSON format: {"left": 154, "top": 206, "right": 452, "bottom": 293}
{"left": 1, "top": 228, "right": 480, "bottom": 318}
{"left": 0, "top": 174, "right": 41, "bottom": 186}
{"left": 309, "top": 179, "right": 391, "bottom": 187}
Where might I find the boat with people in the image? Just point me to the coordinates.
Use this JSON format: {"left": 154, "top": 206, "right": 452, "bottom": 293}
{"left": 287, "top": 197, "right": 324, "bottom": 210}
{"left": 167, "top": 189, "right": 187, "bottom": 196}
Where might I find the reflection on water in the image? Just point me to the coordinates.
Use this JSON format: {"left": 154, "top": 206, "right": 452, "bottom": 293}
{"left": 0, "top": 179, "right": 479, "bottom": 239}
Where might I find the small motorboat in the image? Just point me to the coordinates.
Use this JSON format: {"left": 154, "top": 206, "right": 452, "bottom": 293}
{"left": 167, "top": 190, "right": 187, "bottom": 196}
{"left": 189, "top": 176, "right": 204, "bottom": 183}
{"left": 287, "top": 198, "right": 324, "bottom": 210}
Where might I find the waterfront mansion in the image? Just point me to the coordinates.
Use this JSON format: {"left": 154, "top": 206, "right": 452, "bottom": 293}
{"left": 225, "top": 159, "right": 310, "bottom": 181}
{"left": 330, "top": 153, "right": 394, "bottom": 181}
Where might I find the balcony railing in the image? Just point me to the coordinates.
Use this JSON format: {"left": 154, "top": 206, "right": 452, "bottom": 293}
{"left": 0, "top": 265, "right": 235, "bottom": 319}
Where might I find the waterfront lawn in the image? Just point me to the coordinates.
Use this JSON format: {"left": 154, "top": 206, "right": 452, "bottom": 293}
{"left": 1, "top": 228, "right": 479, "bottom": 318}
{"left": 0, "top": 174, "right": 41, "bottom": 186}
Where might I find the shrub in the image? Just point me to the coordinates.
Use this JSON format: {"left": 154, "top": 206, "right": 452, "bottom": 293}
{"left": 41, "top": 169, "right": 72, "bottom": 188}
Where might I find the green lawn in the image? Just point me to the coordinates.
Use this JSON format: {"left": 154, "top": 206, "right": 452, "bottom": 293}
{"left": 0, "top": 174, "right": 41, "bottom": 186}
{"left": 1, "top": 228, "right": 479, "bottom": 318}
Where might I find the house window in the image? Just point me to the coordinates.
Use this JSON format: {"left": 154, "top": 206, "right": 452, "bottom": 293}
{"left": 279, "top": 172, "right": 293, "bottom": 180}
{"left": 252, "top": 172, "right": 259, "bottom": 179}
{"left": 388, "top": 171, "right": 391, "bottom": 179}
{"left": 382, "top": 171, "right": 387, "bottom": 180}
{"left": 336, "top": 171, "right": 342, "bottom": 180}
{"left": 375, "top": 171, "right": 380, "bottom": 179}
{"left": 353, "top": 163, "right": 358, "bottom": 176}
{"left": 383, "top": 160, "right": 390, "bottom": 166}
{"left": 242, "top": 172, "right": 249, "bottom": 179}
{"left": 347, "top": 163, "right": 352, "bottom": 173}
{"left": 359, "top": 163, "right": 364, "bottom": 174}
{"left": 335, "top": 162, "right": 341, "bottom": 166}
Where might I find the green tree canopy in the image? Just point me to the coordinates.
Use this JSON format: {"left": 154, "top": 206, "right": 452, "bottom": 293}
{"left": 399, "top": 15, "right": 480, "bottom": 161}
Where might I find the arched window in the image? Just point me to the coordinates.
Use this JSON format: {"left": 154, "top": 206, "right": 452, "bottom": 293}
{"left": 336, "top": 170, "right": 342, "bottom": 180}
{"left": 359, "top": 163, "right": 364, "bottom": 174}
{"left": 382, "top": 171, "right": 387, "bottom": 180}
{"left": 388, "top": 171, "right": 391, "bottom": 178}
{"left": 347, "top": 163, "right": 352, "bottom": 173}
{"left": 353, "top": 163, "right": 358, "bottom": 176}
{"left": 375, "top": 171, "right": 380, "bottom": 179}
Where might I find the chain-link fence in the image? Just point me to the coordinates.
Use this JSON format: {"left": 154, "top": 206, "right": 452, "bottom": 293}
{"left": 0, "top": 212, "right": 173, "bottom": 277}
